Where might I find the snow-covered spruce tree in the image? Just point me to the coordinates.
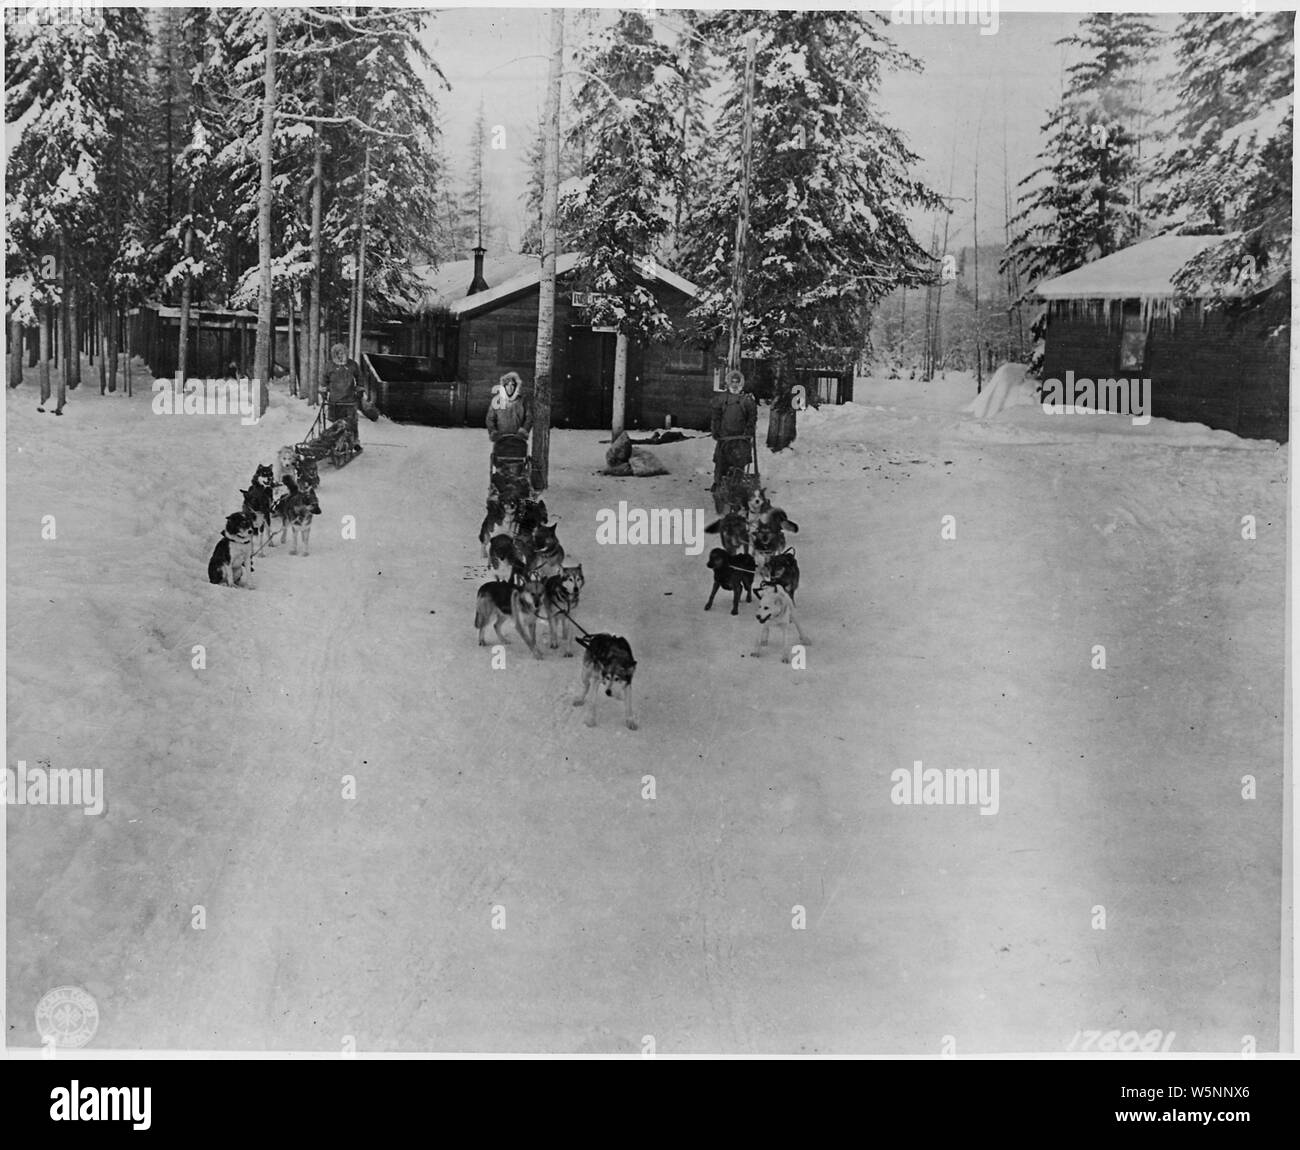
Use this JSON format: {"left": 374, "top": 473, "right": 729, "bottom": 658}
{"left": 564, "top": 9, "right": 682, "bottom": 433}
{"left": 1003, "top": 14, "right": 1161, "bottom": 296}
{"left": 202, "top": 8, "right": 445, "bottom": 373}
{"left": 5, "top": 7, "right": 150, "bottom": 408}
{"left": 684, "top": 10, "right": 942, "bottom": 380}
{"left": 157, "top": 8, "right": 221, "bottom": 382}
{"left": 292, "top": 8, "right": 446, "bottom": 348}
{"left": 1151, "top": 11, "right": 1293, "bottom": 331}
{"left": 661, "top": 9, "right": 714, "bottom": 263}
{"left": 565, "top": 11, "right": 681, "bottom": 339}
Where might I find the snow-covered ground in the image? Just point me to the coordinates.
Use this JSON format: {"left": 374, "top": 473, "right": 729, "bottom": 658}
{"left": 5, "top": 365, "right": 1285, "bottom": 1053}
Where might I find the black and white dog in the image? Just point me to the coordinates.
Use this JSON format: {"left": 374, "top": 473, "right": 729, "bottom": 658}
{"left": 208, "top": 511, "right": 257, "bottom": 588}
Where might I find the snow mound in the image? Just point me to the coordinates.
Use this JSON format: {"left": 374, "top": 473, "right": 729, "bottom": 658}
{"left": 963, "top": 363, "right": 1035, "bottom": 419}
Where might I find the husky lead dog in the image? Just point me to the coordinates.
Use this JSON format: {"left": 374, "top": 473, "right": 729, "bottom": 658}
{"left": 536, "top": 560, "right": 585, "bottom": 656}
{"left": 572, "top": 634, "right": 637, "bottom": 729}
{"left": 752, "top": 583, "right": 809, "bottom": 661}
{"left": 473, "top": 580, "right": 544, "bottom": 659}
{"left": 208, "top": 511, "right": 257, "bottom": 588}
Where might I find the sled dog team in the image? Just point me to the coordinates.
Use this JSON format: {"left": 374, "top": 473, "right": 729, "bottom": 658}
{"left": 704, "top": 487, "right": 809, "bottom": 661}
{"left": 207, "top": 445, "right": 322, "bottom": 588}
{"left": 475, "top": 486, "right": 637, "bottom": 731}
{"left": 473, "top": 481, "right": 809, "bottom": 731}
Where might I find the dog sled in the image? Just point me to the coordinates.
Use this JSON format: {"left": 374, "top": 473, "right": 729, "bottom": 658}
{"left": 712, "top": 432, "right": 760, "bottom": 515}
{"left": 298, "top": 402, "right": 360, "bottom": 469}
{"left": 488, "top": 431, "right": 534, "bottom": 503}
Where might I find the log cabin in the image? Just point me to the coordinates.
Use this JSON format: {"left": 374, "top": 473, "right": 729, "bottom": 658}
{"left": 382, "top": 249, "right": 723, "bottom": 430}
{"left": 1035, "top": 233, "right": 1288, "bottom": 442}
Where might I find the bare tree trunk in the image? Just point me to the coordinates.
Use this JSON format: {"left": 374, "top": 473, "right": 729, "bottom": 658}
{"left": 935, "top": 129, "right": 958, "bottom": 378}
{"left": 38, "top": 302, "right": 52, "bottom": 407}
{"left": 611, "top": 330, "right": 628, "bottom": 438}
{"left": 8, "top": 311, "right": 22, "bottom": 387}
{"left": 57, "top": 255, "right": 67, "bottom": 387}
{"left": 252, "top": 6, "right": 276, "bottom": 415}
{"left": 177, "top": 183, "right": 195, "bottom": 382}
{"left": 532, "top": 6, "right": 564, "bottom": 493}
{"left": 307, "top": 70, "right": 324, "bottom": 406}
{"left": 287, "top": 291, "right": 297, "bottom": 397}
{"left": 68, "top": 279, "right": 81, "bottom": 388}
{"left": 107, "top": 298, "right": 118, "bottom": 392}
{"left": 727, "top": 33, "right": 758, "bottom": 374}
{"left": 923, "top": 222, "right": 937, "bottom": 381}
{"left": 297, "top": 296, "right": 310, "bottom": 398}
{"left": 347, "top": 273, "right": 356, "bottom": 363}
{"left": 56, "top": 325, "right": 67, "bottom": 411}
{"left": 973, "top": 132, "right": 982, "bottom": 395}
{"left": 352, "top": 144, "right": 370, "bottom": 363}
{"left": 98, "top": 303, "right": 107, "bottom": 392}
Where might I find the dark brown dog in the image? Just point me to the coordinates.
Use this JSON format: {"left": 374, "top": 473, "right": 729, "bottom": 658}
{"left": 762, "top": 549, "right": 800, "bottom": 603}
{"left": 705, "top": 548, "right": 756, "bottom": 615}
{"left": 704, "top": 511, "right": 750, "bottom": 555}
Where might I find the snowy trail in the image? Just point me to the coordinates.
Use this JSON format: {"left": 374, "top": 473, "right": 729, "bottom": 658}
{"left": 6, "top": 379, "right": 1284, "bottom": 1053}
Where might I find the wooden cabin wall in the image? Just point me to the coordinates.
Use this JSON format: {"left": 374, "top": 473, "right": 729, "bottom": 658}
{"left": 458, "top": 293, "right": 562, "bottom": 426}
{"left": 131, "top": 308, "right": 297, "bottom": 384}
{"left": 1041, "top": 301, "right": 1289, "bottom": 442}
{"left": 638, "top": 290, "right": 715, "bottom": 430}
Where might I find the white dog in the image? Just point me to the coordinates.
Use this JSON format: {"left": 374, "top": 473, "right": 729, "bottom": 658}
{"left": 752, "top": 583, "right": 809, "bottom": 662}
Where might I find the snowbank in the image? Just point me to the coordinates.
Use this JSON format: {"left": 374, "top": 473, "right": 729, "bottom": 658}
{"left": 963, "top": 362, "right": 1035, "bottom": 419}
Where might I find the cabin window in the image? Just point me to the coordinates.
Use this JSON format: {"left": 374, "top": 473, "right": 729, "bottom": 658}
{"left": 665, "top": 344, "right": 708, "bottom": 374}
{"left": 499, "top": 324, "right": 537, "bottom": 365}
{"left": 1118, "top": 304, "right": 1148, "bottom": 372}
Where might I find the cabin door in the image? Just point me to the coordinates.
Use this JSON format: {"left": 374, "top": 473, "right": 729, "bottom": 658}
{"left": 565, "top": 327, "right": 643, "bottom": 430}
{"left": 565, "top": 326, "right": 615, "bottom": 429}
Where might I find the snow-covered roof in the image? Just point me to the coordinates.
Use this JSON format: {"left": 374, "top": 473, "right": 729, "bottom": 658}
{"left": 407, "top": 252, "right": 542, "bottom": 314}
{"left": 408, "top": 251, "right": 699, "bottom": 318}
{"left": 1035, "top": 234, "right": 1230, "bottom": 300}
